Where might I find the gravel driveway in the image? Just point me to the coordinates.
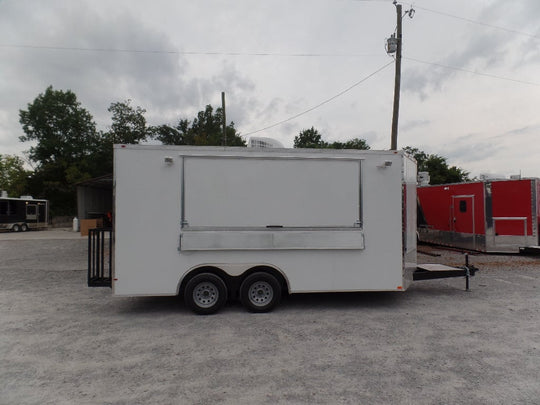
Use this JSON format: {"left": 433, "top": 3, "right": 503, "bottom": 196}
{"left": 1, "top": 230, "right": 539, "bottom": 404}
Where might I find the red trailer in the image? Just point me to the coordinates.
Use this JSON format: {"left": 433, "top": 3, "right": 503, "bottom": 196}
{"left": 418, "top": 178, "right": 540, "bottom": 253}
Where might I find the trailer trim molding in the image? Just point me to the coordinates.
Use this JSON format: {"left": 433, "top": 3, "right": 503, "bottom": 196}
{"left": 180, "top": 229, "right": 365, "bottom": 251}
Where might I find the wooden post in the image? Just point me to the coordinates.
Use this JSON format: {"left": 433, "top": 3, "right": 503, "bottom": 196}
{"left": 390, "top": 3, "right": 402, "bottom": 150}
{"left": 221, "top": 92, "right": 227, "bottom": 146}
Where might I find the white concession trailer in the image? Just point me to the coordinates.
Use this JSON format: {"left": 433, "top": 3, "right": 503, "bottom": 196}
{"left": 108, "top": 145, "right": 420, "bottom": 313}
{"left": 94, "top": 145, "right": 474, "bottom": 314}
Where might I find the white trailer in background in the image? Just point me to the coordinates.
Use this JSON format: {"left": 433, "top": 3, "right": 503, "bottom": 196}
{"left": 108, "top": 145, "right": 421, "bottom": 314}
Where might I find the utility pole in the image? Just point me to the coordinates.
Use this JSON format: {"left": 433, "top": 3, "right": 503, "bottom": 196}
{"left": 390, "top": 2, "right": 402, "bottom": 151}
{"left": 221, "top": 92, "right": 227, "bottom": 146}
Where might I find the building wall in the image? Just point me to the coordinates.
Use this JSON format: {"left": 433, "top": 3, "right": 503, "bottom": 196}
{"left": 77, "top": 186, "right": 112, "bottom": 221}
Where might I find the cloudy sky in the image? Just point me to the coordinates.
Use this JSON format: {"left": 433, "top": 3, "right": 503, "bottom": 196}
{"left": 1, "top": 0, "right": 539, "bottom": 177}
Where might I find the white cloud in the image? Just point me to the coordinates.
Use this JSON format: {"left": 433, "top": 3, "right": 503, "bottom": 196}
{"left": 0, "top": 0, "right": 538, "bottom": 178}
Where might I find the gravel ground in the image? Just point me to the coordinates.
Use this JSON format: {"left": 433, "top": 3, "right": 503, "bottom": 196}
{"left": 1, "top": 230, "right": 540, "bottom": 404}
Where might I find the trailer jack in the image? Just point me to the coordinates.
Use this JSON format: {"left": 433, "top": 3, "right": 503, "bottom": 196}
{"left": 413, "top": 254, "right": 479, "bottom": 291}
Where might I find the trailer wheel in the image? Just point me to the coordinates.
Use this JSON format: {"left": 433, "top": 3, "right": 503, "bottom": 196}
{"left": 20, "top": 224, "right": 28, "bottom": 232}
{"left": 240, "top": 272, "right": 281, "bottom": 313}
{"left": 12, "top": 224, "right": 20, "bottom": 232}
{"left": 184, "top": 273, "right": 228, "bottom": 315}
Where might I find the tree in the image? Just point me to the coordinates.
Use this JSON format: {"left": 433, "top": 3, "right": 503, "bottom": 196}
{"left": 0, "top": 154, "right": 30, "bottom": 197}
{"left": 153, "top": 105, "right": 246, "bottom": 146}
{"left": 329, "top": 138, "right": 370, "bottom": 150}
{"left": 106, "top": 100, "right": 151, "bottom": 145}
{"left": 294, "top": 127, "right": 327, "bottom": 148}
{"left": 89, "top": 100, "right": 154, "bottom": 175}
{"left": 404, "top": 146, "right": 469, "bottom": 185}
{"left": 19, "top": 86, "right": 101, "bottom": 214}
{"left": 294, "top": 127, "right": 370, "bottom": 150}
{"left": 19, "top": 86, "right": 100, "bottom": 169}
{"left": 151, "top": 124, "right": 184, "bottom": 146}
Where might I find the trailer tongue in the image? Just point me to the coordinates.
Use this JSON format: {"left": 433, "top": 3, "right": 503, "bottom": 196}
{"left": 414, "top": 254, "right": 479, "bottom": 291}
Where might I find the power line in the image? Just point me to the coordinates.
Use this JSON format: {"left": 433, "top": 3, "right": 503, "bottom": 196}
{"left": 404, "top": 56, "right": 540, "bottom": 86}
{"left": 0, "top": 43, "right": 179, "bottom": 54}
{"left": 0, "top": 44, "right": 380, "bottom": 58}
{"left": 353, "top": 1, "right": 539, "bottom": 40}
{"left": 243, "top": 61, "right": 394, "bottom": 137}
{"left": 408, "top": 4, "right": 540, "bottom": 40}
{"left": 1, "top": 4, "right": 538, "bottom": 57}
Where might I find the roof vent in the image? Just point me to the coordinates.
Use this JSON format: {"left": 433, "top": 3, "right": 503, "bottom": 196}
{"left": 417, "top": 172, "right": 430, "bottom": 186}
{"left": 248, "top": 137, "right": 285, "bottom": 149}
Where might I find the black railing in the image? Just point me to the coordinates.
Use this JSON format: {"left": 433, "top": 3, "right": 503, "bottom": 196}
{"left": 88, "top": 228, "right": 113, "bottom": 287}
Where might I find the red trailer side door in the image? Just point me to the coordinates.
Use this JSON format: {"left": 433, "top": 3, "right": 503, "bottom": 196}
{"left": 452, "top": 195, "right": 475, "bottom": 234}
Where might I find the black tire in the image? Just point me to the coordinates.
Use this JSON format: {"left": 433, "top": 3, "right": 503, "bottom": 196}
{"left": 184, "top": 273, "right": 228, "bottom": 315}
{"left": 21, "top": 224, "right": 28, "bottom": 232}
{"left": 12, "top": 224, "right": 20, "bottom": 232}
{"left": 240, "top": 272, "right": 281, "bottom": 313}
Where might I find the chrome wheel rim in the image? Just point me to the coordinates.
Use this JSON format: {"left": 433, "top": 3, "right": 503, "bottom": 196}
{"left": 193, "top": 282, "right": 219, "bottom": 308}
{"left": 248, "top": 281, "right": 273, "bottom": 306}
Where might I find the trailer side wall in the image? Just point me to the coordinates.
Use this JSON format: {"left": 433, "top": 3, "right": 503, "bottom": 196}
{"left": 113, "top": 146, "right": 413, "bottom": 296}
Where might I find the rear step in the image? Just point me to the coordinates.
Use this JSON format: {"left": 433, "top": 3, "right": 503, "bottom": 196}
{"left": 414, "top": 254, "right": 478, "bottom": 290}
{"left": 88, "top": 228, "right": 113, "bottom": 287}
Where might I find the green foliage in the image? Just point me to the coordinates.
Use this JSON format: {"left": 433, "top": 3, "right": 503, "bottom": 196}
{"left": 153, "top": 105, "right": 246, "bottom": 146}
{"left": 294, "top": 127, "right": 326, "bottom": 148}
{"left": 19, "top": 86, "right": 100, "bottom": 168}
{"left": 28, "top": 164, "right": 80, "bottom": 215}
{"left": 106, "top": 100, "right": 151, "bottom": 145}
{"left": 0, "top": 154, "right": 30, "bottom": 197}
{"left": 294, "top": 127, "right": 370, "bottom": 150}
{"left": 92, "top": 100, "right": 153, "bottom": 175}
{"left": 329, "top": 138, "right": 370, "bottom": 150}
{"left": 18, "top": 92, "right": 249, "bottom": 215}
{"left": 19, "top": 86, "right": 102, "bottom": 215}
{"left": 151, "top": 124, "right": 184, "bottom": 145}
{"left": 404, "top": 146, "right": 470, "bottom": 185}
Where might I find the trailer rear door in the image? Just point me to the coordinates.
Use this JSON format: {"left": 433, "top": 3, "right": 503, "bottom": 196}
{"left": 490, "top": 179, "right": 534, "bottom": 250}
